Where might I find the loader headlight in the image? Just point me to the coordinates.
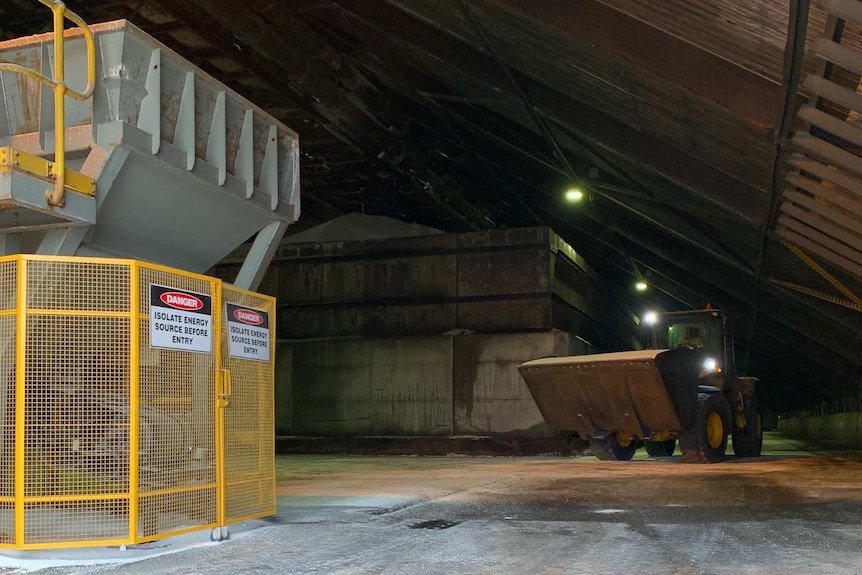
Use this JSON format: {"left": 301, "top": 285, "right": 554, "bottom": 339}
{"left": 698, "top": 357, "right": 722, "bottom": 379}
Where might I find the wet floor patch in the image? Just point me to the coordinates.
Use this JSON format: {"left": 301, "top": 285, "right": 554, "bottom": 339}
{"left": 408, "top": 519, "right": 461, "bottom": 530}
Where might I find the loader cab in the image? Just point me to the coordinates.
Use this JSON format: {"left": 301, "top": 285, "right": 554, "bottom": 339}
{"left": 646, "top": 309, "right": 736, "bottom": 386}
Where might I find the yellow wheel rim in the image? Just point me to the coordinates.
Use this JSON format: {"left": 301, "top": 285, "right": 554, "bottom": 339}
{"left": 616, "top": 433, "right": 632, "bottom": 448}
{"left": 707, "top": 412, "right": 723, "bottom": 449}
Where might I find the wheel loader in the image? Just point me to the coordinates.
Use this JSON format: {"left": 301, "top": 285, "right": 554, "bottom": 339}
{"left": 518, "top": 309, "right": 763, "bottom": 463}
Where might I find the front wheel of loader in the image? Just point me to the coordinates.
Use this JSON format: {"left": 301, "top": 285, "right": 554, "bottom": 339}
{"left": 732, "top": 394, "right": 763, "bottom": 458}
{"left": 590, "top": 433, "right": 637, "bottom": 461}
{"left": 679, "top": 393, "right": 731, "bottom": 463}
{"left": 644, "top": 439, "right": 676, "bottom": 457}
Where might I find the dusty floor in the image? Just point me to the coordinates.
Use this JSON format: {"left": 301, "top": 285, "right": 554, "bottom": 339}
{"left": 7, "top": 433, "right": 862, "bottom": 574}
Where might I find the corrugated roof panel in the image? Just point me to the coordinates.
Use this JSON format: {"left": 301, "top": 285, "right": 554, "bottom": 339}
{"left": 598, "top": 0, "right": 862, "bottom": 82}
{"left": 483, "top": 1, "right": 775, "bottom": 189}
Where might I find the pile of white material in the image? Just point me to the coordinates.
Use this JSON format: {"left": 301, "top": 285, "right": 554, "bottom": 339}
{"left": 285, "top": 213, "right": 443, "bottom": 244}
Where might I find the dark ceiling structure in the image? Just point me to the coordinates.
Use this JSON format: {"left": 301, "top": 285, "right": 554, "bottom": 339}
{"left": 1, "top": 0, "right": 860, "bottom": 412}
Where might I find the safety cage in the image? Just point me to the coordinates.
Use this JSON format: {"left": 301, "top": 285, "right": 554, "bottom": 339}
{"left": 0, "top": 255, "right": 275, "bottom": 549}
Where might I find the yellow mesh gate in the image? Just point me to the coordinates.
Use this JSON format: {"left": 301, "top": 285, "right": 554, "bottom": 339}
{"left": 221, "top": 286, "right": 276, "bottom": 525}
{"left": 135, "top": 264, "right": 219, "bottom": 543}
{"left": 0, "top": 255, "right": 275, "bottom": 550}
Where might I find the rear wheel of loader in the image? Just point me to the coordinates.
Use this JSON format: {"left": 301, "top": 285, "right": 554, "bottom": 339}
{"left": 589, "top": 433, "right": 637, "bottom": 461}
{"left": 732, "top": 394, "right": 763, "bottom": 458}
{"left": 679, "top": 393, "right": 731, "bottom": 463}
{"left": 644, "top": 439, "right": 676, "bottom": 457}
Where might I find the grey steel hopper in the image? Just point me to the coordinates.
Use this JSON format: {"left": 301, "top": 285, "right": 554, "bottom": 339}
{"left": 0, "top": 20, "right": 299, "bottom": 289}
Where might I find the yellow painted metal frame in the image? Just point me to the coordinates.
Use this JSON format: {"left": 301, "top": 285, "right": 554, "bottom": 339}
{"left": 215, "top": 366, "right": 228, "bottom": 530}
{"left": 781, "top": 240, "right": 862, "bottom": 306}
{"left": 0, "top": 147, "right": 96, "bottom": 197}
{"left": 129, "top": 260, "right": 140, "bottom": 542}
{"left": 768, "top": 277, "right": 862, "bottom": 313}
{"left": 14, "top": 255, "right": 27, "bottom": 547}
{"left": 0, "top": 0, "right": 96, "bottom": 207}
{"left": 782, "top": 240, "right": 862, "bottom": 309}
{"left": 0, "top": 254, "right": 276, "bottom": 549}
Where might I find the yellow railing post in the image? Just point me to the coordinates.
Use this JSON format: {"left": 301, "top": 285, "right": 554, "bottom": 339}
{"left": 215, "top": 280, "right": 227, "bottom": 531}
{"left": 0, "top": 0, "right": 96, "bottom": 208}
{"left": 14, "top": 257, "right": 27, "bottom": 547}
{"left": 128, "top": 261, "right": 140, "bottom": 542}
{"left": 50, "top": 2, "right": 67, "bottom": 207}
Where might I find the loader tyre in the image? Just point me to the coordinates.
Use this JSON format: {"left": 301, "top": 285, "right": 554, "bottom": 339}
{"left": 732, "top": 394, "right": 763, "bottom": 458}
{"left": 589, "top": 433, "right": 637, "bottom": 461}
{"left": 679, "top": 393, "right": 731, "bottom": 463}
{"left": 644, "top": 439, "right": 676, "bottom": 457}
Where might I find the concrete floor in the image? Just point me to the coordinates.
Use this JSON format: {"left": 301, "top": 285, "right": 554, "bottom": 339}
{"left": 7, "top": 433, "right": 862, "bottom": 574}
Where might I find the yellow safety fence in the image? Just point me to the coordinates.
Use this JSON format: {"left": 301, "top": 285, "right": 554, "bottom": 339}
{"left": 0, "top": 255, "right": 275, "bottom": 549}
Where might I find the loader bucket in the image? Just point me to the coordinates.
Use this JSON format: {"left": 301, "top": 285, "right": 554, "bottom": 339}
{"left": 519, "top": 349, "right": 698, "bottom": 440}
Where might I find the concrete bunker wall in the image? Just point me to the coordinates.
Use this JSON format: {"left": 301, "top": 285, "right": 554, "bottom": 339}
{"left": 779, "top": 412, "right": 862, "bottom": 448}
{"left": 219, "top": 224, "right": 638, "bottom": 444}
{"left": 220, "top": 226, "right": 639, "bottom": 351}
{"left": 276, "top": 331, "right": 581, "bottom": 438}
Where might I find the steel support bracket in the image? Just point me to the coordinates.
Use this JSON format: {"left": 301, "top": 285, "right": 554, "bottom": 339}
{"left": 0, "top": 147, "right": 97, "bottom": 198}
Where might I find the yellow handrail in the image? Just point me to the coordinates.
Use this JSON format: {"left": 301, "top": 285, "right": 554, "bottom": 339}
{"left": 0, "top": 0, "right": 96, "bottom": 207}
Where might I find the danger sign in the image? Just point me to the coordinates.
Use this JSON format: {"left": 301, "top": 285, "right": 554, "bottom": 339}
{"left": 150, "top": 284, "right": 213, "bottom": 354}
{"left": 226, "top": 303, "right": 270, "bottom": 362}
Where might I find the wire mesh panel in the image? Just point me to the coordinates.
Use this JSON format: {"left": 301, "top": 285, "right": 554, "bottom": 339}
{"left": 138, "top": 488, "right": 216, "bottom": 539}
{"left": 0, "top": 350, "right": 12, "bottom": 503}
{"left": 26, "top": 260, "right": 130, "bottom": 312}
{"left": 23, "top": 501, "right": 129, "bottom": 545}
{"left": 0, "top": 502, "right": 13, "bottom": 546}
{"left": 24, "top": 315, "right": 131, "bottom": 497}
{"left": 221, "top": 286, "right": 276, "bottom": 523}
{"left": 23, "top": 258, "right": 132, "bottom": 546}
{"left": 136, "top": 265, "right": 219, "bottom": 541}
{"left": 0, "top": 258, "right": 17, "bottom": 545}
{"left": 0, "top": 258, "right": 18, "bottom": 311}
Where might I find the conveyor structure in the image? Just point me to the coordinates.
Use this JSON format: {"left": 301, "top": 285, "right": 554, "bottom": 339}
{"left": 0, "top": 17, "right": 300, "bottom": 290}
{"left": 0, "top": 4, "right": 290, "bottom": 550}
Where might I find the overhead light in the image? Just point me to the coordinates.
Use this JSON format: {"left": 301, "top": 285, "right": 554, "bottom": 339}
{"left": 565, "top": 188, "right": 584, "bottom": 202}
{"left": 643, "top": 311, "right": 658, "bottom": 325}
{"left": 635, "top": 281, "right": 648, "bottom": 292}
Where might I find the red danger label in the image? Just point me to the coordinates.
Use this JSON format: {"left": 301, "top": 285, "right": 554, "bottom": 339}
{"left": 160, "top": 292, "right": 204, "bottom": 311}
{"left": 233, "top": 309, "right": 264, "bottom": 325}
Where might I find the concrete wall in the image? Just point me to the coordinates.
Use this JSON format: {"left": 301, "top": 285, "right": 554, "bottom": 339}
{"left": 288, "top": 337, "right": 452, "bottom": 436}
{"left": 778, "top": 412, "right": 862, "bottom": 448}
{"left": 218, "top": 226, "right": 637, "bottom": 352}
{"left": 221, "top": 225, "right": 639, "bottom": 442}
{"left": 277, "top": 331, "right": 574, "bottom": 438}
{"left": 274, "top": 343, "right": 293, "bottom": 434}
{"left": 452, "top": 331, "right": 579, "bottom": 436}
